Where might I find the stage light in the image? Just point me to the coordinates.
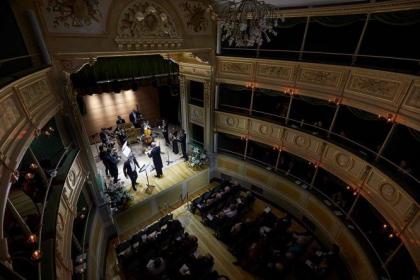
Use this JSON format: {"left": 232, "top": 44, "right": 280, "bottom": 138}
{"left": 388, "top": 233, "right": 394, "bottom": 239}
{"left": 383, "top": 224, "right": 388, "bottom": 229}
{"left": 31, "top": 250, "right": 42, "bottom": 261}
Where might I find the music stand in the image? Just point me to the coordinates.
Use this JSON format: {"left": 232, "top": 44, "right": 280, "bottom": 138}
{"left": 166, "top": 147, "right": 173, "bottom": 166}
{"left": 139, "top": 164, "right": 155, "bottom": 194}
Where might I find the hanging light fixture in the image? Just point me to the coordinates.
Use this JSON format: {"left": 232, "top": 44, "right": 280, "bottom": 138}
{"left": 218, "top": 0, "right": 278, "bottom": 47}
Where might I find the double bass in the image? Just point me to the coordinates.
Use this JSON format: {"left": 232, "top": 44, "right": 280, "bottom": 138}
{"left": 141, "top": 121, "right": 153, "bottom": 145}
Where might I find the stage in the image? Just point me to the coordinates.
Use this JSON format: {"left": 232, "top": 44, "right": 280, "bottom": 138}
{"left": 91, "top": 135, "right": 204, "bottom": 204}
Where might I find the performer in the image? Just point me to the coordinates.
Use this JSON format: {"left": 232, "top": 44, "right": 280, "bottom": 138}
{"left": 161, "top": 120, "right": 170, "bottom": 146}
{"left": 116, "top": 116, "right": 126, "bottom": 125}
{"left": 99, "top": 128, "right": 110, "bottom": 145}
{"left": 171, "top": 129, "right": 179, "bottom": 154}
{"left": 148, "top": 142, "right": 163, "bottom": 178}
{"left": 178, "top": 129, "right": 188, "bottom": 161}
{"left": 98, "top": 145, "right": 110, "bottom": 176}
{"left": 115, "top": 126, "right": 127, "bottom": 146}
{"left": 107, "top": 150, "right": 119, "bottom": 184}
{"left": 129, "top": 108, "right": 141, "bottom": 128}
{"left": 123, "top": 154, "right": 140, "bottom": 191}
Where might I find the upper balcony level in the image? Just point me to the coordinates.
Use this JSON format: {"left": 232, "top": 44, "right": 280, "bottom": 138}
{"left": 219, "top": 6, "right": 420, "bottom": 75}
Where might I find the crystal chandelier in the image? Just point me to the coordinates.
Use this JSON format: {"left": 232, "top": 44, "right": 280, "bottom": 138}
{"left": 219, "top": 0, "right": 278, "bottom": 47}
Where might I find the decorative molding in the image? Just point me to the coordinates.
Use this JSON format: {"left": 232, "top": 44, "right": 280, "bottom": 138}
{"left": 298, "top": 68, "right": 342, "bottom": 89}
{"left": 256, "top": 64, "right": 293, "bottom": 81}
{"left": 0, "top": 94, "right": 23, "bottom": 142}
{"left": 219, "top": 61, "right": 252, "bottom": 76}
{"left": 189, "top": 104, "right": 204, "bottom": 126}
{"left": 115, "top": 0, "right": 184, "bottom": 50}
{"left": 347, "top": 75, "right": 401, "bottom": 102}
{"left": 217, "top": 56, "right": 420, "bottom": 130}
{"left": 18, "top": 79, "right": 51, "bottom": 111}
{"left": 55, "top": 154, "right": 85, "bottom": 279}
{"left": 182, "top": 1, "right": 209, "bottom": 32}
{"left": 38, "top": 0, "right": 112, "bottom": 35}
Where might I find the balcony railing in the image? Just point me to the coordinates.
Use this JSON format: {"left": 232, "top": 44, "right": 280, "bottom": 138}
{"left": 216, "top": 106, "right": 420, "bottom": 201}
{"left": 220, "top": 48, "right": 420, "bottom": 75}
{"left": 0, "top": 54, "right": 49, "bottom": 88}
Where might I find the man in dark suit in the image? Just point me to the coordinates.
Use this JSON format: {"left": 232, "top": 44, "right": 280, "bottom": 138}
{"left": 99, "top": 128, "right": 110, "bottom": 145}
{"left": 161, "top": 120, "right": 170, "bottom": 146}
{"left": 116, "top": 116, "right": 126, "bottom": 125}
{"left": 129, "top": 108, "right": 142, "bottom": 128}
{"left": 148, "top": 142, "right": 163, "bottom": 178}
{"left": 107, "top": 151, "right": 119, "bottom": 184}
{"left": 123, "top": 154, "right": 140, "bottom": 191}
{"left": 178, "top": 129, "right": 188, "bottom": 161}
{"left": 99, "top": 145, "right": 110, "bottom": 176}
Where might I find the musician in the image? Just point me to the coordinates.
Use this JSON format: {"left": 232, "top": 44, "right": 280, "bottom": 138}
{"left": 116, "top": 116, "right": 126, "bottom": 125}
{"left": 148, "top": 142, "right": 163, "bottom": 178}
{"left": 129, "top": 108, "right": 142, "bottom": 128}
{"left": 123, "top": 154, "right": 140, "bottom": 191}
{"left": 115, "top": 126, "right": 127, "bottom": 146}
{"left": 171, "top": 129, "right": 179, "bottom": 154}
{"left": 161, "top": 120, "right": 170, "bottom": 146}
{"left": 98, "top": 145, "right": 110, "bottom": 176}
{"left": 178, "top": 129, "right": 188, "bottom": 161}
{"left": 107, "top": 150, "right": 120, "bottom": 184}
{"left": 99, "top": 128, "right": 110, "bottom": 145}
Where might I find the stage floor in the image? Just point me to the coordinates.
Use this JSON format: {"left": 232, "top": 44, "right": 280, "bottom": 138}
{"left": 91, "top": 136, "right": 198, "bottom": 205}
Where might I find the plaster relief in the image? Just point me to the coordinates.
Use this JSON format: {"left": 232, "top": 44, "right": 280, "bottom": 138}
{"left": 298, "top": 68, "right": 342, "bottom": 88}
{"left": 115, "top": 0, "right": 183, "bottom": 50}
{"left": 347, "top": 75, "right": 400, "bottom": 102}
{"left": 40, "top": 0, "right": 112, "bottom": 34}
{"left": 19, "top": 79, "right": 51, "bottom": 111}
{"left": 334, "top": 152, "right": 354, "bottom": 171}
{"left": 0, "top": 95, "right": 22, "bottom": 141}
{"left": 220, "top": 62, "right": 252, "bottom": 76}
{"left": 379, "top": 183, "right": 401, "bottom": 205}
{"left": 182, "top": 1, "right": 209, "bottom": 32}
{"left": 257, "top": 64, "right": 292, "bottom": 81}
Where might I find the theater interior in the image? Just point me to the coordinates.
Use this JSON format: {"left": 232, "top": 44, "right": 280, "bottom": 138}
{"left": 0, "top": 0, "right": 419, "bottom": 279}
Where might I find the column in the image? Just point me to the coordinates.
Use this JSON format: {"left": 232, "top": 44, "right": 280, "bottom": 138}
{"left": 179, "top": 75, "right": 189, "bottom": 141}
{"left": 203, "top": 80, "right": 214, "bottom": 153}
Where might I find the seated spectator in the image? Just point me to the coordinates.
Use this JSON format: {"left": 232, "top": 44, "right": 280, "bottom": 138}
{"left": 146, "top": 257, "right": 166, "bottom": 277}
{"left": 223, "top": 204, "right": 238, "bottom": 218}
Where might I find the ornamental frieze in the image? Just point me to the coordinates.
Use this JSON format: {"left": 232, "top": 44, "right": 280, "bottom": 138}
{"left": 115, "top": 0, "right": 183, "bottom": 50}
{"left": 298, "top": 68, "right": 342, "bottom": 88}
{"left": 257, "top": 64, "right": 292, "bottom": 81}
{"left": 19, "top": 79, "right": 50, "bottom": 110}
{"left": 220, "top": 62, "right": 252, "bottom": 75}
{"left": 403, "top": 84, "right": 420, "bottom": 109}
{"left": 0, "top": 95, "right": 22, "bottom": 141}
{"left": 182, "top": 1, "right": 209, "bottom": 32}
{"left": 347, "top": 75, "right": 400, "bottom": 101}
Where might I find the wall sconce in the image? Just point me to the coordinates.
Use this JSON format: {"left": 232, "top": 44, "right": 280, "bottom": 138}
{"left": 272, "top": 145, "right": 282, "bottom": 151}
{"left": 378, "top": 113, "right": 395, "bottom": 123}
{"left": 25, "top": 173, "right": 35, "bottom": 180}
{"left": 240, "top": 136, "right": 248, "bottom": 141}
{"left": 246, "top": 82, "right": 256, "bottom": 89}
{"left": 328, "top": 97, "right": 341, "bottom": 106}
{"left": 27, "top": 234, "right": 37, "bottom": 244}
{"left": 29, "top": 163, "right": 38, "bottom": 170}
{"left": 31, "top": 250, "right": 42, "bottom": 261}
{"left": 284, "top": 88, "right": 297, "bottom": 96}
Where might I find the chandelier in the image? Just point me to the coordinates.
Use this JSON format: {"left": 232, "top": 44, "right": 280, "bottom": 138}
{"left": 219, "top": 0, "right": 278, "bottom": 47}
